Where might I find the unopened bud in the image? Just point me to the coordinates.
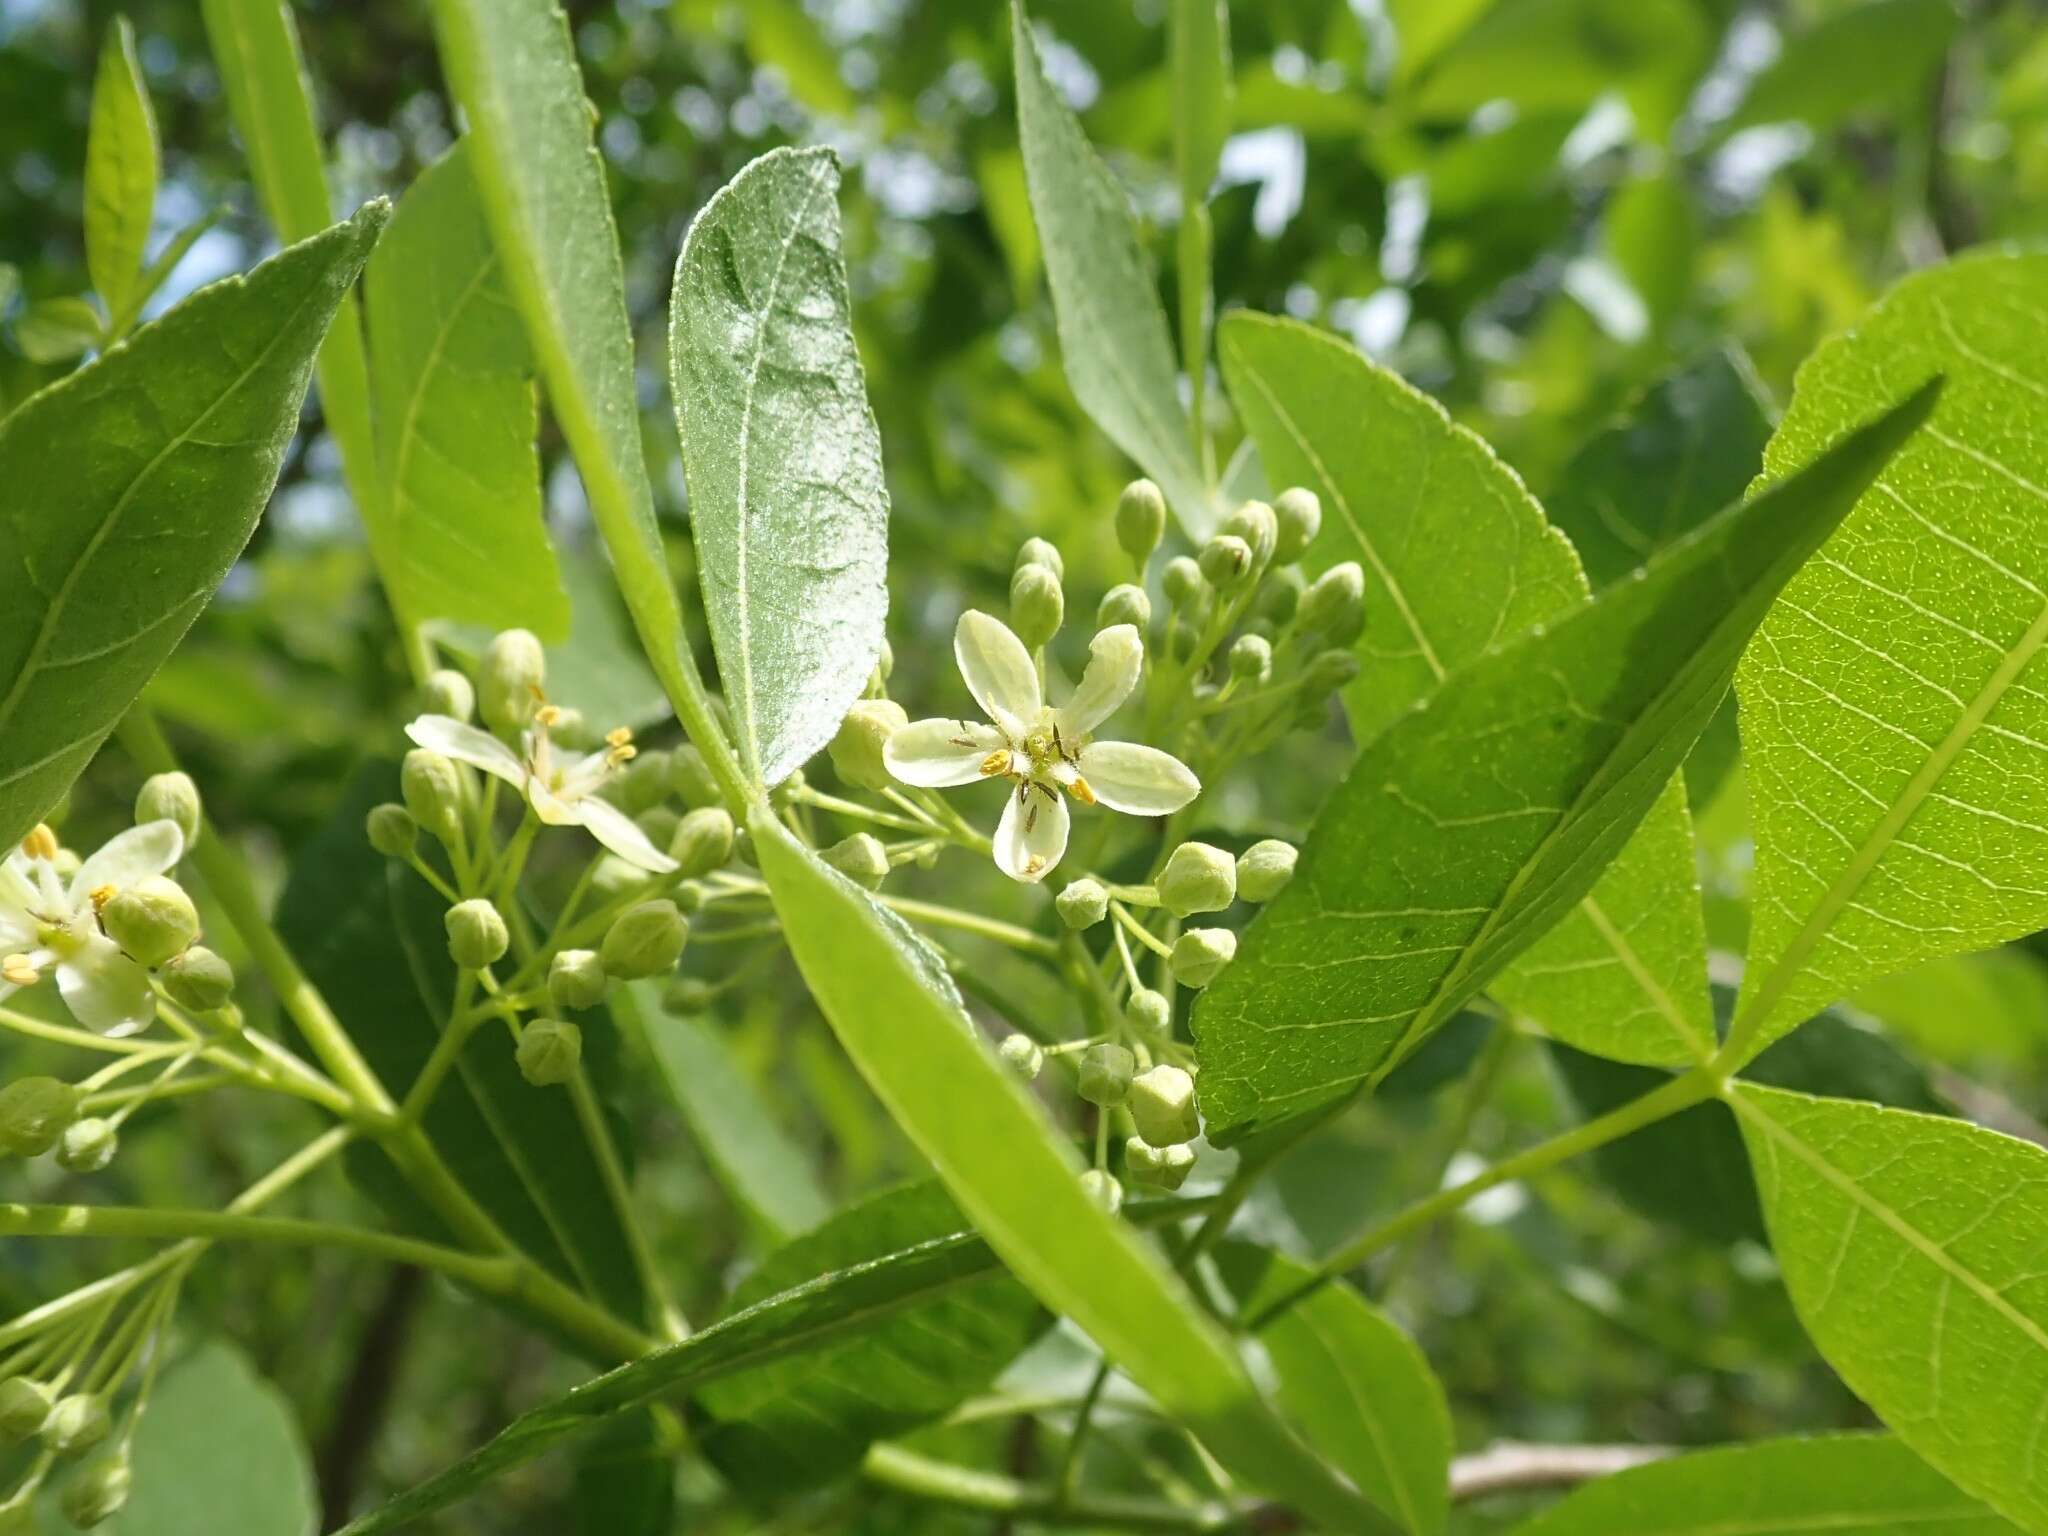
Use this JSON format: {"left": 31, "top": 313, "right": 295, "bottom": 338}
{"left": 159, "top": 946, "right": 233, "bottom": 1012}
{"left": 1056, "top": 878, "right": 1108, "bottom": 930}
{"left": 874, "top": 638, "right": 895, "bottom": 684}
{"left": 42, "top": 1394, "right": 109, "bottom": 1458}
{"left": 1298, "top": 561, "right": 1365, "bottom": 644}
{"left": 822, "top": 832, "right": 890, "bottom": 891}
{"left": 1162, "top": 555, "right": 1205, "bottom": 610}
{"left": 0, "top": 1078, "right": 78, "bottom": 1156}
{"left": 829, "top": 700, "right": 907, "bottom": 793}
{"left": 1158, "top": 842, "right": 1236, "bottom": 917}
{"left": 444, "top": 900, "right": 509, "bottom": 970}
{"left": 1255, "top": 568, "right": 1304, "bottom": 625}
{"left": 613, "top": 748, "right": 672, "bottom": 815}
{"left": 674, "top": 883, "right": 706, "bottom": 914}
{"left": 600, "top": 900, "right": 688, "bottom": 979}
{"left": 421, "top": 668, "right": 476, "bottom": 722}
{"left": 547, "top": 950, "right": 607, "bottom": 1011}
{"left": 1272, "top": 487, "right": 1322, "bottom": 563}
{"left": 1010, "top": 563, "right": 1064, "bottom": 650}
{"left": 1078, "top": 1168, "right": 1123, "bottom": 1215}
{"left": 668, "top": 745, "right": 721, "bottom": 808}
{"left": 663, "top": 975, "right": 715, "bottom": 1013}
{"left": 100, "top": 876, "right": 198, "bottom": 968}
{"left": 516, "top": 1019, "right": 582, "bottom": 1086}
{"left": 366, "top": 803, "right": 417, "bottom": 859}
{"left": 1115, "top": 479, "right": 1166, "bottom": 564}
{"left": 1169, "top": 927, "right": 1236, "bottom": 988}
{"left": 1304, "top": 648, "right": 1362, "bottom": 696}
{"left": 998, "top": 1033, "right": 1044, "bottom": 1080}
{"left": 1228, "top": 633, "right": 1272, "bottom": 682}
{"left": 60, "top": 1447, "right": 131, "bottom": 1528}
{"left": 1237, "top": 839, "right": 1298, "bottom": 903}
{"left": 56, "top": 1117, "right": 117, "bottom": 1173}
{"left": 134, "top": 772, "right": 200, "bottom": 848}
{"left": 1125, "top": 1136, "right": 1197, "bottom": 1190}
{"left": 1129, "top": 1064, "right": 1200, "bottom": 1147}
{"left": 1222, "top": 500, "right": 1278, "bottom": 568}
{"left": 634, "top": 809, "right": 678, "bottom": 856}
{"left": 1077, "top": 1043, "right": 1134, "bottom": 1106}
{"left": 1128, "top": 988, "right": 1171, "bottom": 1042}
{"left": 0, "top": 1378, "right": 53, "bottom": 1440}
{"left": 1097, "top": 583, "right": 1151, "bottom": 631}
{"left": 1016, "top": 535, "right": 1065, "bottom": 581}
{"left": 401, "top": 749, "right": 466, "bottom": 845}
{"left": 479, "top": 629, "right": 546, "bottom": 733}
{"left": 549, "top": 706, "right": 595, "bottom": 751}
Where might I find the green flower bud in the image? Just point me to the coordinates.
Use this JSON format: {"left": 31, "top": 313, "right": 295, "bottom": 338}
{"left": 1129, "top": 1064, "right": 1200, "bottom": 1147}
{"left": 42, "top": 1394, "right": 109, "bottom": 1458}
{"left": 998, "top": 1033, "right": 1044, "bottom": 1080}
{"left": 1125, "top": 1136, "right": 1197, "bottom": 1191}
{"left": 1115, "top": 479, "right": 1166, "bottom": 564}
{"left": 0, "top": 1378, "right": 54, "bottom": 1440}
{"left": 0, "top": 1078, "right": 79, "bottom": 1157}
{"left": 1097, "top": 583, "right": 1151, "bottom": 631}
{"left": 600, "top": 900, "right": 689, "bottom": 979}
{"left": 822, "top": 833, "right": 890, "bottom": 891}
{"left": 159, "top": 946, "right": 233, "bottom": 1012}
{"left": 1162, "top": 555, "right": 1206, "bottom": 610}
{"left": 549, "top": 706, "right": 595, "bottom": 751}
{"left": 829, "top": 700, "right": 907, "bottom": 793}
{"left": 1229, "top": 633, "right": 1272, "bottom": 682}
{"left": 1237, "top": 839, "right": 1299, "bottom": 903}
{"left": 56, "top": 1117, "right": 117, "bottom": 1174}
{"left": 874, "top": 638, "right": 895, "bottom": 684}
{"left": 588, "top": 853, "right": 645, "bottom": 902}
{"left": 635, "top": 805, "right": 680, "bottom": 852}
{"left": 1273, "top": 487, "right": 1322, "bottom": 563}
{"left": 1078, "top": 1168, "right": 1123, "bottom": 1215}
{"left": 547, "top": 949, "right": 607, "bottom": 1011}
{"left": 1009, "top": 562, "right": 1064, "bottom": 650}
{"left": 1304, "top": 648, "right": 1362, "bottom": 696}
{"left": 1298, "top": 561, "right": 1365, "bottom": 645}
{"left": 1158, "top": 842, "right": 1236, "bottom": 918}
{"left": 674, "top": 882, "right": 706, "bottom": 914}
{"left": 668, "top": 745, "right": 721, "bottom": 808}
{"left": 1222, "top": 499, "right": 1278, "bottom": 568}
{"left": 516, "top": 1019, "right": 582, "bottom": 1086}
{"left": 663, "top": 975, "right": 715, "bottom": 1013}
{"left": 1077, "top": 1043, "right": 1134, "bottom": 1107}
{"left": 1015, "top": 535, "right": 1065, "bottom": 581}
{"left": 1055, "top": 877, "right": 1109, "bottom": 930}
{"left": 365, "top": 802, "right": 417, "bottom": 859}
{"left": 101, "top": 876, "right": 198, "bottom": 967}
{"left": 1169, "top": 927, "right": 1237, "bottom": 988}
{"left": 1255, "top": 567, "right": 1304, "bottom": 625}
{"left": 401, "top": 749, "right": 466, "bottom": 846}
{"left": 612, "top": 748, "right": 673, "bottom": 815}
{"left": 1197, "top": 534, "right": 1253, "bottom": 590}
{"left": 134, "top": 771, "right": 200, "bottom": 848}
{"left": 421, "top": 668, "right": 476, "bottom": 721}
{"left": 59, "top": 1448, "right": 131, "bottom": 1528}
{"left": 1128, "top": 988, "right": 1172, "bottom": 1042}
{"left": 444, "top": 899, "right": 509, "bottom": 971}
{"left": 479, "top": 628, "right": 546, "bottom": 733}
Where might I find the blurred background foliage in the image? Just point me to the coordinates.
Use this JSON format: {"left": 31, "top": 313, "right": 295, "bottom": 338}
{"left": 2, "top": 0, "right": 2046, "bottom": 1530}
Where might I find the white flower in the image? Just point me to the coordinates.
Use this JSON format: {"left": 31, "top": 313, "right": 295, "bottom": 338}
{"left": 404, "top": 712, "right": 679, "bottom": 874}
{"left": 0, "top": 821, "right": 185, "bottom": 1035}
{"left": 886, "top": 612, "right": 1199, "bottom": 883}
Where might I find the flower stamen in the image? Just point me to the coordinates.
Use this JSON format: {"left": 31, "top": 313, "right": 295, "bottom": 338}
{"left": 979, "top": 749, "right": 1011, "bottom": 778}
{"left": 87, "top": 885, "right": 117, "bottom": 915}
{"left": 1, "top": 954, "right": 38, "bottom": 987}
{"left": 1067, "top": 776, "right": 1097, "bottom": 806}
{"left": 20, "top": 824, "right": 58, "bottom": 862}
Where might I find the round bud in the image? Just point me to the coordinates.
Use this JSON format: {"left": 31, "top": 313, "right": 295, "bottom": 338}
{"left": 421, "top": 668, "right": 476, "bottom": 722}
{"left": 1125, "top": 1136, "right": 1197, "bottom": 1191}
{"left": 101, "top": 876, "right": 198, "bottom": 967}
{"left": 1255, "top": 567, "right": 1305, "bottom": 626}
{"left": 42, "top": 1394, "right": 109, "bottom": 1458}
{"left": 1158, "top": 842, "right": 1237, "bottom": 918}
{"left": 365, "top": 803, "right": 417, "bottom": 859}
{"left": 1077, "top": 1043, "right": 1134, "bottom": 1107}
{"left": 444, "top": 900, "right": 509, "bottom": 971}
{"left": 59, "top": 1447, "right": 131, "bottom": 1528}
{"left": 674, "top": 883, "right": 706, "bottom": 914}
{"left": 134, "top": 771, "right": 200, "bottom": 848}
{"left": 1237, "top": 839, "right": 1299, "bottom": 904}
{"left": 0, "top": 1078, "right": 79, "bottom": 1157}
{"left": 1097, "top": 583, "right": 1151, "bottom": 631}
{"left": 401, "top": 749, "right": 467, "bottom": 846}
{"left": 874, "top": 638, "right": 895, "bottom": 684}
{"left": 1228, "top": 633, "right": 1272, "bottom": 683}
{"left": 636, "top": 806, "right": 681, "bottom": 855}
{"left": 1221, "top": 500, "right": 1278, "bottom": 568}
{"left": 612, "top": 749, "right": 672, "bottom": 815}
{"left": 829, "top": 700, "right": 908, "bottom": 793}
{"left": 56, "top": 1117, "right": 116, "bottom": 1174}
{"left": 668, "top": 745, "right": 721, "bottom": 808}
{"left": 1273, "top": 487, "right": 1322, "bottom": 563}
{"left": 1115, "top": 479, "right": 1167, "bottom": 564}
{"left": 1169, "top": 927, "right": 1237, "bottom": 989}
{"left": 1161, "top": 555, "right": 1205, "bottom": 610}
{"left": 588, "top": 853, "right": 645, "bottom": 902}
{"left": 663, "top": 975, "right": 715, "bottom": 1013}
{"left": 1128, "top": 988, "right": 1172, "bottom": 1043}
{"left": 822, "top": 832, "right": 891, "bottom": 890}
{"left": 1078, "top": 1168, "right": 1123, "bottom": 1216}
{"left": 0, "top": 1378, "right": 54, "bottom": 1441}
{"left": 997, "top": 1033, "right": 1044, "bottom": 1080}
{"left": 1197, "top": 534, "right": 1253, "bottom": 591}
{"left": 1009, "top": 563, "right": 1064, "bottom": 650}
{"left": 1304, "top": 649, "right": 1362, "bottom": 696}
{"left": 159, "top": 946, "right": 233, "bottom": 1013}
{"left": 1298, "top": 561, "right": 1366, "bottom": 645}
{"left": 1055, "top": 878, "right": 1109, "bottom": 931}
{"left": 479, "top": 628, "right": 546, "bottom": 733}
{"left": 1129, "top": 1064, "right": 1200, "bottom": 1147}
{"left": 547, "top": 950, "right": 607, "bottom": 1012}
{"left": 516, "top": 1019, "right": 582, "bottom": 1087}
{"left": 1015, "top": 536, "right": 1065, "bottom": 581}
{"left": 549, "top": 706, "right": 595, "bottom": 751}
{"left": 600, "top": 900, "right": 689, "bottom": 979}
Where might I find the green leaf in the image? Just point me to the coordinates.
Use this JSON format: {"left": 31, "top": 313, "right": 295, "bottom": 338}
{"left": 1852, "top": 949, "right": 2048, "bottom": 1071}
{"left": 1217, "top": 1246, "right": 1452, "bottom": 1536}
{"left": 1170, "top": 0, "right": 1231, "bottom": 211}
{"left": 365, "top": 141, "right": 569, "bottom": 641}
{"left": 697, "top": 1182, "right": 1046, "bottom": 1494}
{"left": 570, "top": 1410, "right": 675, "bottom": 1536}
{"left": 1506, "top": 1434, "right": 2020, "bottom": 1536}
{"left": 1192, "top": 382, "right": 1936, "bottom": 1140}
{"left": 750, "top": 808, "right": 1397, "bottom": 1532}
{"left": 1733, "top": 1083, "right": 2048, "bottom": 1533}
{"left": 670, "top": 145, "right": 889, "bottom": 789}
{"left": 275, "top": 762, "right": 650, "bottom": 1338}
{"left": 1013, "top": 1, "right": 1212, "bottom": 537}
{"left": 13, "top": 296, "right": 103, "bottom": 364}
{"left": 1728, "top": 0, "right": 1959, "bottom": 136}
{"left": 1732, "top": 253, "right": 2048, "bottom": 1060}
{"left": 0, "top": 207, "right": 384, "bottom": 852}
{"left": 85, "top": 16, "right": 158, "bottom": 320}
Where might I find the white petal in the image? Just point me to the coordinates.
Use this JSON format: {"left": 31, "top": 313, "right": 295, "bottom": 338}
{"left": 884, "top": 718, "right": 1010, "bottom": 788}
{"left": 405, "top": 715, "right": 526, "bottom": 787}
{"left": 71, "top": 821, "right": 184, "bottom": 898}
{"left": 1074, "top": 740, "right": 1200, "bottom": 816}
{"left": 1056, "top": 624, "right": 1144, "bottom": 740}
{"left": 56, "top": 937, "right": 156, "bottom": 1035}
{"left": 558, "top": 749, "right": 615, "bottom": 801}
{"left": 0, "top": 861, "right": 40, "bottom": 947}
{"left": 575, "top": 796, "right": 679, "bottom": 874}
{"left": 992, "top": 782, "right": 1069, "bottom": 884}
{"left": 954, "top": 610, "right": 1040, "bottom": 738}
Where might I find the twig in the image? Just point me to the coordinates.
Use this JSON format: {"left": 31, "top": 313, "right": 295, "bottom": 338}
{"left": 1449, "top": 1441, "right": 1673, "bottom": 1502}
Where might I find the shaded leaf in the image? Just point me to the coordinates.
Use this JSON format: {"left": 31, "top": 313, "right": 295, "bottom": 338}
{"left": 85, "top": 16, "right": 157, "bottom": 320}
{"left": 13, "top": 296, "right": 102, "bottom": 363}
{"left": 1729, "top": 0, "right": 1959, "bottom": 136}
{"left": 1170, "top": 0, "right": 1231, "bottom": 210}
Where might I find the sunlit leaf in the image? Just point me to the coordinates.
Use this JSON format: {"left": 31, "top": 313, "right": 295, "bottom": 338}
{"left": 84, "top": 16, "right": 157, "bottom": 321}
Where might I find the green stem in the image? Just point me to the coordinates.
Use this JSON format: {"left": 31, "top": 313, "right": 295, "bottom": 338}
{"left": 1056, "top": 1358, "right": 1115, "bottom": 1501}
{"left": 861, "top": 1444, "right": 1234, "bottom": 1533}
{"left": 401, "top": 971, "right": 480, "bottom": 1125}
{"left": 567, "top": 1068, "right": 687, "bottom": 1341}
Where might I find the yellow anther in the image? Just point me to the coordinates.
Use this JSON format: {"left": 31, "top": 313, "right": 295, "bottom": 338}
{"left": 1024, "top": 855, "right": 1047, "bottom": 878}
{"left": 605, "top": 726, "right": 634, "bottom": 749}
{"left": 20, "top": 824, "right": 58, "bottom": 862}
{"left": 1066, "top": 776, "right": 1097, "bottom": 806}
{"left": 979, "top": 749, "right": 1011, "bottom": 778}
{"left": 606, "top": 743, "right": 638, "bottom": 768}
{"left": 1, "top": 954, "right": 38, "bottom": 987}
{"left": 88, "top": 884, "right": 118, "bottom": 915}
{"left": 535, "top": 703, "right": 563, "bottom": 728}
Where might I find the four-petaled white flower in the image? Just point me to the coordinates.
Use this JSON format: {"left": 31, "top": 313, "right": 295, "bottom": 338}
{"left": 886, "top": 612, "right": 1199, "bottom": 883}
{"left": 405, "top": 712, "right": 679, "bottom": 874}
{"left": 0, "top": 821, "right": 185, "bottom": 1035}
